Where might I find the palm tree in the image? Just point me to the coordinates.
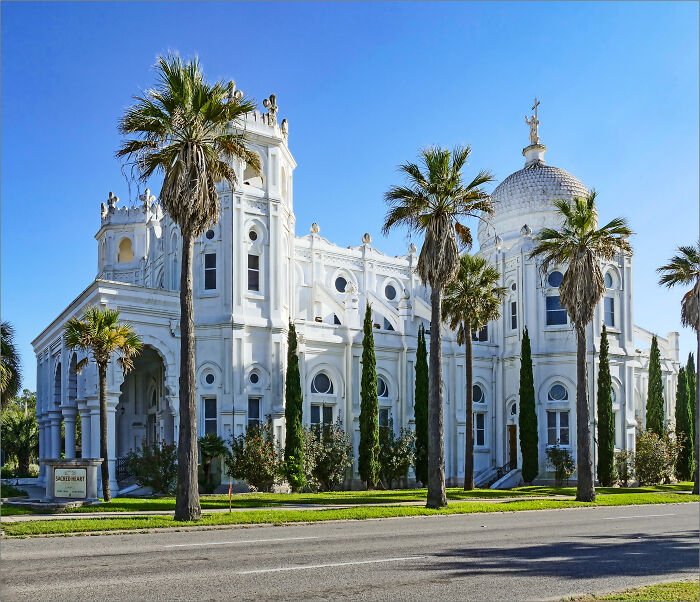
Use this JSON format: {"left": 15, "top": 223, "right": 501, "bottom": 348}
{"left": 1, "top": 321, "right": 21, "bottom": 409}
{"left": 383, "top": 146, "right": 494, "bottom": 508}
{"left": 657, "top": 241, "right": 700, "bottom": 494}
{"left": 442, "top": 253, "right": 506, "bottom": 490}
{"left": 530, "top": 192, "right": 632, "bottom": 502}
{"left": 1, "top": 405, "right": 38, "bottom": 475}
{"left": 116, "top": 55, "right": 260, "bottom": 521}
{"left": 64, "top": 306, "right": 142, "bottom": 501}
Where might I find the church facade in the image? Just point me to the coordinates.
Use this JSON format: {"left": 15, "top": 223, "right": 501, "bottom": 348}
{"left": 32, "top": 100, "right": 680, "bottom": 493}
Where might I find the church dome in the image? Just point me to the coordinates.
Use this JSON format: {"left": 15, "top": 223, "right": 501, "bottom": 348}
{"left": 477, "top": 140, "right": 588, "bottom": 248}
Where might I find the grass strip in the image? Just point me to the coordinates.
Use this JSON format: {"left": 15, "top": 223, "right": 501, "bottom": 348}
{"left": 568, "top": 579, "right": 699, "bottom": 601}
{"left": 2, "top": 492, "right": 694, "bottom": 537}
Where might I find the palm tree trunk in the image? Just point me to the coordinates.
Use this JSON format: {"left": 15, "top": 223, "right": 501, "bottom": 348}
{"left": 464, "top": 324, "right": 474, "bottom": 491}
{"left": 174, "top": 231, "right": 202, "bottom": 521}
{"left": 98, "top": 362, "right": 111, "bottom": 502}
{"left": 694, "top": 333, "right": 699, "bottom": 495}
{"left": 427, "top": 286, "right": 447, "bottom": 508}
{"left": 575, "top": 326, "right": 595, "bottom": 502}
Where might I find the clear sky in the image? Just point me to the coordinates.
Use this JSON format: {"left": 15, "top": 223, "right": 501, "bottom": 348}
{"left": 2, "top": 1, "right": 698, "bottom": 391}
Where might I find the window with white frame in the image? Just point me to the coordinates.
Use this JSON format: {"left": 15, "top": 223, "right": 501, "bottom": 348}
{"left": 202, "top": 397, "right": 217, "bottom": 435}
{"left": 548, "top": 384, "right": 569, "bottom": 401}
{"left": 546, "top": 296, "right": 567, "bottom": 325}
{"left": 379, "top": 407, "right": 391, "bottom": 431}
{"left": 604, "top": 272, "right": 614, "bottom": 288}
{"left": 377, "top": 376, "right": 389, "bottom": 398}
{"left": 547, "top": 410, "right": 570, "bottom": 445}
{"left": 473, "top": 413, "right": 485, "bottom": 446}
{"left": 204, "top": 253, "right": 216, "bottom": 290}
{"left": 311, "top": 404, "right": 333, "bottom": 432}
{"left": 311, "top": 372, "right": 333, "bottom": 395}
{"left": 510, "top": 301, "right": 517, "bottom": 330}
{"left": 604, "top": 296, "right": 615, "bottom": 327}
{"left": 248, "top": 397, "right": 261, "bottom": 429}
{"left": 472, "top": 325, "right": 488, "bottom": 342}
{"left": 248, "top": 254, "right": 260, "bottom": 291}
{"left": 473, "top": 384, "right": 485, "bottom": 404}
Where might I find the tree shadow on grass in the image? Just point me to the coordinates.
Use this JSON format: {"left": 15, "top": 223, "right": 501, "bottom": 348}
{"left": 426, "top": 530, "right": 700, "bottom": 582}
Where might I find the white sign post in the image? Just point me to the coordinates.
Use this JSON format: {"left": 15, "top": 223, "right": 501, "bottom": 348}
{"left": 54, "top": 467, "right": 88, "bottom": 499}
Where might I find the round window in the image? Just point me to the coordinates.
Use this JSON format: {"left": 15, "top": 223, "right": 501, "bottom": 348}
{"left": 205, "top": 373, "right": 215, "bottom": 385}
{"left": 473, "top": 384, "right": 484, "bottom": 403}
{"left": 611, "top": 388, "right": 616, "bottom": 403}
{"left": 335, "top": 277, "right": 347, "bottom": 293}
{"left": 604, "top": 272, "right": 613, "bottom": 288}
{"left": 377, "top": 377, "right": 388, "bottom": 397}
{"left": 205, "top": 229, "right": 215, "bottom": 240}
{"left": 511, "top": 283, "right": 516, "bottom": 291}
{"left": 250, "top": 372, "right": 259, "bottom": 384}
{"left": 510, "top": 403, "right": 517, "bottom": 415}
{"left": 249, "top": 230, "right": 258, "bottom": 242}
{"left": 548, "top": 384, "right": 568, "bottom": 401}
{"left": 385, "top": 285, "right": 397, "bottom": 301}
{"left": 311, "top": 372, "right": 333, "bottom": 394}
{"left": 548, "top": 271, "right": 564, "bottom": 288}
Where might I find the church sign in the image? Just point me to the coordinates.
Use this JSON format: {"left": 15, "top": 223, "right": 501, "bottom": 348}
{"left": 54, "top": 467, "right": 87, "bottom": 499}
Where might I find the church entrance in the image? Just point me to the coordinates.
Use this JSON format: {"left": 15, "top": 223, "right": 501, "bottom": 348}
{"left": 508, "top": 424, "right": 517, "bottom": 470}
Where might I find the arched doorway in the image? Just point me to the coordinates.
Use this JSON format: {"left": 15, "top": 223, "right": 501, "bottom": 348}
{"left": 506, "top": 400, "right": 518, "bottom": 470}
{"left": 116, "top": 345, "right": 168, "bottom": 458}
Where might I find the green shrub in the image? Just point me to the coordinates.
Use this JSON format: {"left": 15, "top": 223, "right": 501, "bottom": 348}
{"left": 225, "top": 421, "right": 282, "bottom": 492}
{"left": 1, "top": 405, "right": 38, "bottom": 476}
{"left": 379, "top": 421, "right": 415, "bottom": 489}
{"left": 198, "top": 433, "right": 228, "bottom": 494}
{"left": 614, "top": 450, "right": 633, "bottom": 487}
{"left": 633, "top": 428, "right": 676, "bottom": 485}
{"left": 304, "top": 420, "right": 353, "bottom": 492}
{"left": 1, "top": 483, "right": 28, "bottom": 498}
{"left": 546, "top": 443, "right": 575, "bottom": 486}
{"left": 125, "top": 440, "right": 178, "bottom": 494}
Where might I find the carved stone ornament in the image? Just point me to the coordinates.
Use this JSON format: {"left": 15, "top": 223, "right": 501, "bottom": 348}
{"left": 520, "top": 223, "right": 533, "bottom": 236}
{"left": 362, "top": 232, "right": 372, "bottom": 244}
{"left": 281, "top": 118, "right": 289, "bottom": 138}
{"left": 107, "top": 191, "right": 118, "bottom": 212}
{"left": 408, "top": 242, "right": 417, "bottom": 254}
{"left": 140, "top": 188, "right": 156, "bottom": 210}
{"left": 263, "top": 94, "right": 278, "bottom": 126}
{"left": 310, "top": 222, "right": 320, "bottom": 234}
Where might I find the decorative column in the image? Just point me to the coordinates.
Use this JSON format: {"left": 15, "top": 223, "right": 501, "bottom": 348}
{"left": 89, "top": 407, "right": 101, "bottom": 480}
{"left": 37, "top": 417, "right": 48, "bottom": 485}
{"left": 79, "top": 404, "right": 91, "bottom": 458}
{"left": 62, "top": 407, "right": 78, "bottom": 459}
{"left": 106, "top": 392, "right": 120, "bottom": 494}
{"left": 49, "top": 411, "right": 62, "bottom": 459}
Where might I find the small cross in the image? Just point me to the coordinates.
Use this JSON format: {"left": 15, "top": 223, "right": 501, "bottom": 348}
{"left": 532, "top": 97, "right": 540, "bottom": 120}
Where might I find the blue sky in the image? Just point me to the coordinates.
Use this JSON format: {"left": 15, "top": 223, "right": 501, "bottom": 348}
{"left": 2, "top": 1, "right": 698, "bottom": 391}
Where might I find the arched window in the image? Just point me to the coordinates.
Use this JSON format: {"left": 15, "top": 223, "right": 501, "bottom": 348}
{"left": 548, "top": 384, "right": 568, "bottom": 401}
{"left": 604, "top": 272, "right": 613, "bottom": 288}
{"left": 548, "top": 271, "right": 564, "bottom": 288}
{"left": 377, "top": 376, "right": 389, "bottom": 398}
{"left": 473, "top": 384, "right": 485, "bottom": 403}
{"left": 311, "top": 372, "right": 333, "bottom": 395}
{"left": 335, "top": 276, "right": 347, "bottom": 293}
{"left": 243, "top": 153, "right": 264, "bottom": 187}
{"left": 118, "top": 238, "right": 134, "bottom": 263}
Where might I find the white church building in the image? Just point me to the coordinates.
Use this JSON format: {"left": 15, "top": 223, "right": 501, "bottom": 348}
{"left": 32, "top": 98, "right": 680, "bottom": 493}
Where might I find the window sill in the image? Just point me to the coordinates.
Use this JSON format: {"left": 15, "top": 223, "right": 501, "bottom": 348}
{"left": 246, "top": 291, "right": 265, "bottom": 300}
{"left": 474, "top": 447, "right": 491, "bottom": 453}
{"left": 544, "top": 325, "right": 571, "bottom": 332}
{"left": 199, "top": 291, "right": 218, "bottom": 298}
{"left": 605, "top": 326, "right": 621, "bottom": 334}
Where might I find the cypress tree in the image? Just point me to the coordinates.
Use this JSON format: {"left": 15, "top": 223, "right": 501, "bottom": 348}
{"left": 675, "top": 367, "right": 694, "bottom": 480}
{"left": 646, "top": 335, "right": 665, "bottom": 437}
{"left": 284, "top": 321, "right": 304, "bottom": 491}
{"left": 518, "top": 327, "right": 538, "bottom": 483}
{"left": 413, "top": 324, "right": 429, "bottom": 486}
{"left": 359, "top": 304, "right": 380, "bottom": 488}
{"left": 686, "top": 352, "right": 696, "bottom": 447}
{"left": 596, "top": 324, "right": 615, "bottom": 486}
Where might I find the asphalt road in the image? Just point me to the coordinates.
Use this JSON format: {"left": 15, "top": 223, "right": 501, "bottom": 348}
{"left": 2, "top": 503, "right": 698, "bottom": 601}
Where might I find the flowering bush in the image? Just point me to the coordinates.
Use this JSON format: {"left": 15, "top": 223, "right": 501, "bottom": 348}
{"left": 546, "top": 443, "right": 575, "bottom": 486}
{"left": 633, "top": 428, "right": 676, "bottom": 485}
{"left": 301, "top": 421, "right": 353, "bottom": 492}
{"left": 125, "top": 440, "right": 178, "bottom": 494}
{"left": 614, "top": 450, "right": 633, "bottom": 487}
{"left": 224, "top": 421, "right": 282, "bottom": 492}
{"left": 379, "top": 421, "right": 415, "bottom": 489}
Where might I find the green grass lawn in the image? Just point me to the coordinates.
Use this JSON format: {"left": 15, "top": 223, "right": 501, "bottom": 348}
{"left": 1, "top": 484, "right": 28, "bottom": 498}
{"left": 23, "top": 482, "right": 689, "bottom": 515}
{"left": 569, "top": 580, "right": 699, "bottom": 601}
{"left": 2, "top": 490, "right": 695, "bottom": 537}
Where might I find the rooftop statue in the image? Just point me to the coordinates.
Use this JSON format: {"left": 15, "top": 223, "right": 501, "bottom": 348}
{"left": 525, "top": 97, "right": 541, "bottom": 145}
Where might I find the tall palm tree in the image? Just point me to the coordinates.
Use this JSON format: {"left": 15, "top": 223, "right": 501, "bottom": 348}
{"left": 117, "top": 55, "right": 260, "bottom": 521}
{"left": 530, "top": 192, "right": 632, "bottom": 502}
{"left": 1, "top": 321, "right": 21, "bottom": 409}
{"left": 442, "top": 253, "right": 506, "bottom": 490}
{"left": 657, "top": 241, "right": 700, "bottom": 494}
{"left": 64, "top": 306, "right": 142, "bottom": 501}
{"left": 383, "top": 146, "right": 494, "bottom": 508}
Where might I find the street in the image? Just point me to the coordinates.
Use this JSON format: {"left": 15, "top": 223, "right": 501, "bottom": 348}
{"left": 1, "top": 503, "right": 698, "bottom": 601}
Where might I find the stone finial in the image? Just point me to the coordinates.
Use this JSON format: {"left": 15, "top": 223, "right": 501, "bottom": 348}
{"left": 495, "top": 235, "right": 503, "bottom": 251}
{"left": 140, "top": 188, "right": 156, "bottom": 211}
{"left": 281, "top": 119, "right": 289, "bottom": 138}
{"left": 310, "top": 222, "right": 320, "bottom": 234}
{"left": 362, "top": 233, "right": 372, "bottom": 245}
{"left": 521, "top": 224, "right": 533, "bottom": 236}
{"left": 263, "top": 94, "right": 278, "bottom": 126}
{"left": 226, "top": 81, "right": 243, "bottom": 103}
{"left": 101, "top": 202, "right": 108, "bottom": 219}
{"left": 345, "top": 282, "right": 356, "bottom": 294}
{"left": 408, "top": 242, "right": 417, "bottom": 254}
{"left": 107, "top": 191, "right": 118, "bottom": 212}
